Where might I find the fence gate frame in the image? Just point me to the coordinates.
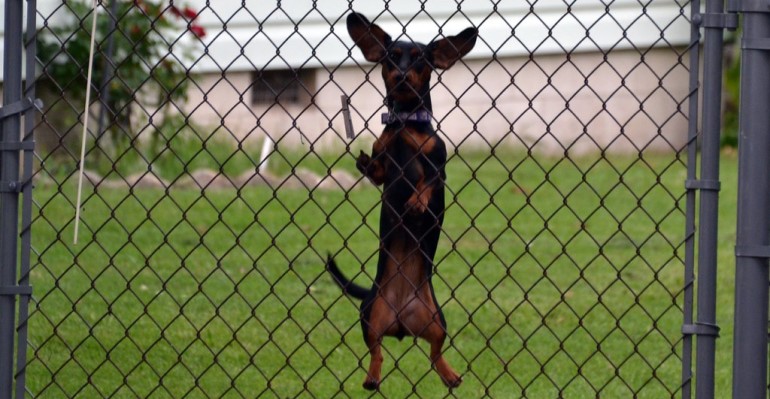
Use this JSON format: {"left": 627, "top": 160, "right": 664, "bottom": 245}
{"left": 731, "top": 0, "right": 770, "bottom": 398}
{"left": 0, "top": 0, "right": 37, "bottom": 398}
{"left": 2, "top": 0, "right": 770, "bottom": 398}
{"left": 685, "top": 0, "right": 734, "bottom": 398}
{"left": 685, "top": 0, "right": 770, "bottom": 397}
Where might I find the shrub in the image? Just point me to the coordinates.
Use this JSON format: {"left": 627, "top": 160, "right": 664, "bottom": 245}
{"left": 37, "top": 0, "right": 205, "bottom": 162}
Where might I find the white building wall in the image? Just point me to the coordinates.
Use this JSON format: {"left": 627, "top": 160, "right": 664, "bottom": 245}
{"left": 185, "top": 0, "right": 689, "bottom": 73}
{"left": 186, "top": 47, "right": 688, "bottom": 155}
{"left": 179, "top": 0, "right": 691, "bottom": 154}
{"left": 5, "top": 1, "right": 692, "bottom": 154}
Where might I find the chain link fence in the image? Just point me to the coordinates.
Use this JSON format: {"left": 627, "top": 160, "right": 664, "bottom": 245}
{"left": 20, "top": 1, "right": 697, "bottom": 397}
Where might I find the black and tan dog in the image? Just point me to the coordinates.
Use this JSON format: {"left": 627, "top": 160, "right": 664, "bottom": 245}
{"left": 327, "top": 12, "right": 477, "bottom": 390}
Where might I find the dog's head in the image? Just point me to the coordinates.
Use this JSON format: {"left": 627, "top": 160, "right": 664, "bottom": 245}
{"left": 347, "top": 12, "right": 477, "bottom": 103}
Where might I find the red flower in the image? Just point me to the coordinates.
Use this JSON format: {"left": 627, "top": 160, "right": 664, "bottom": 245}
{"left": 166, "top": 2, "right": 205, "bottom": 37}
{"left": 190, "top": 24, "right": 206, "bottom": 38}
{"left": 169, "top": 5, "right": 182, "bottom": 17}
{"left": 183, "top": 7, "right": 198, "bottom": 20}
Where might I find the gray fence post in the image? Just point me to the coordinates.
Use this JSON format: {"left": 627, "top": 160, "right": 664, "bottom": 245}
{"left": 0, "top": 0, "right": 26, "bottom": 398}
{"left": 731, "top": 1, "right": 770, "bottom": 398}
{"left": 690, "top": 0, "right": 737, "bottom": 398}
{"left": 682, "top": 0, "right": 702, "bottom": 397}
{"left": 14, "top": 0, "right": 39, "bottom": 397}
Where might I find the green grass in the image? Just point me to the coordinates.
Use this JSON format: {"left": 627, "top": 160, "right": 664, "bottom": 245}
{"left": 25, "top": 147, "right": 739, "bottom": 398}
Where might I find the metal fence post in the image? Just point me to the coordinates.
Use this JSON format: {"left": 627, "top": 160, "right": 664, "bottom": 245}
{"left": 14, "top": 0, "right": 39, "bottom": 397}
{"left": 689, "top": 0, "right": 737, "bottom": 398}
{"left": 731, "top": 1, "right": 770, "bottom": 397}
{"left": 0, "top": 0, "right": 26, "bottom": 398}
{"left": 682, "top": 1, "right": 703, "bottom": 397}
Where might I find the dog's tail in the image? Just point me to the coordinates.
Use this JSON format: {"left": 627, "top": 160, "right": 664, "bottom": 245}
{"left": 326, "top": 255, "right": 370, "bottom": 300}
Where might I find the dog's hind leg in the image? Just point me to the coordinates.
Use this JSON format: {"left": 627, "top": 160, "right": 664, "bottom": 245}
{"left": 363, "top": 333, "right": 384, "bottom": 390}
{"left": 422, "top": 315, "right": 462, "bottom": 388}
{"left": 361, "top": 296, "right": 397, "bottom": 390}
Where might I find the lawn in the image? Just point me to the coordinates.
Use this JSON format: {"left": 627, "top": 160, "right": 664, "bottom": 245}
{"left": 24, "top": 147, "right": 739, "bottom": 398}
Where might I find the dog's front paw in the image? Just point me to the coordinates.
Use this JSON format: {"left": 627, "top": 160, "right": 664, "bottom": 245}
{"left": 406, "top": 191, "right": 430, "bottom": 214}
{"left": 356, "top": 151, "right": 372, "bottom": 175}
{"left": 356, "top": 151, "right": 387, "bottom": 185}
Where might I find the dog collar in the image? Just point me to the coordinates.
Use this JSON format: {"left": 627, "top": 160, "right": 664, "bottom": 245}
{"left": 381, "top": 110, "right": 432, "bottom": 125}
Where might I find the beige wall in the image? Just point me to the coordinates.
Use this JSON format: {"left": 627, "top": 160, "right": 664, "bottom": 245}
{"left": 184, "top": 48, "right": 689, "bottom": 156}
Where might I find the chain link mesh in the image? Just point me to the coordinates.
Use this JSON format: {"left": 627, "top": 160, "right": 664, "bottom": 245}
{"left": 28, "top": 1, "right": 693, "bottom": 397}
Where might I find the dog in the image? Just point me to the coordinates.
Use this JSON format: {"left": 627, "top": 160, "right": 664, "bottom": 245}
{"left": 326, "top": 12, "right": 477, "bottom": 390}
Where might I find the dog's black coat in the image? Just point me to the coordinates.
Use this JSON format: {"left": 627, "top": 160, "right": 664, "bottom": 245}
{"left": 327, "top": 12, "right": 477, "bottom": 390}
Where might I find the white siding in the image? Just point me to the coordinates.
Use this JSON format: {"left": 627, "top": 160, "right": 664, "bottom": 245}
{"left": 1, "top": 1, "right": 691, "bottom": 80}
{"left": 0, "top": 0, "right": 65, "bottom": 81}
{"left": 6, "top": 1, "right": 693, "bottom": 155}
{"left": 188, "top": 0, "right": 690, "bottom": 73}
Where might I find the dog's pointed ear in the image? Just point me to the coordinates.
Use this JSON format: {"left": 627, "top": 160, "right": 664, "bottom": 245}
{"left": 429, "top": 27, "right": 478, "bottom": 69}
{"left": 347, "top": 12, "right": 392, "bottom": 63}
